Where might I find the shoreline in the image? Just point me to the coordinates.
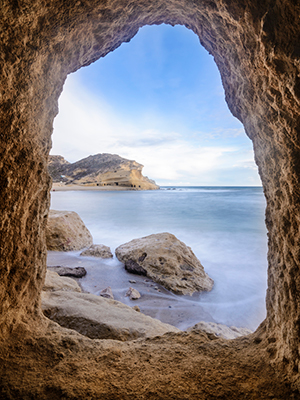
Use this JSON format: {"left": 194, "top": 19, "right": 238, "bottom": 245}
{"left": 51, "top": 183, "right": 142, "bottom": 192}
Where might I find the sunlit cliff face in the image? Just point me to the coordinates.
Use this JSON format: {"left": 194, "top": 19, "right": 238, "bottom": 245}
{"left": 1, "top": 0, "right": 300, "bottom": 397}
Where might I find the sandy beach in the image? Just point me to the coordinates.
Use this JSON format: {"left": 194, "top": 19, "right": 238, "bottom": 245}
{"left": 51, "top": 183, "right": 138, "bottom": 191}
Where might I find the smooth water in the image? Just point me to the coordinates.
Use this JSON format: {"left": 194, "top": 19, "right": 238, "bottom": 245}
{"left": 49, "top": 186, "right": 267, "bottom": 330}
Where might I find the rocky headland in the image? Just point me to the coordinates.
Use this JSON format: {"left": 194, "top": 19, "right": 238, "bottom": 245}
{"left": 48, "top": 153, "right": 159, "bottom": 190}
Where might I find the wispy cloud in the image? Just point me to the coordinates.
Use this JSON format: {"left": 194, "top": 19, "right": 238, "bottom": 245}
{"left": 51, "top": 76, "right": 261, "bottom": 186}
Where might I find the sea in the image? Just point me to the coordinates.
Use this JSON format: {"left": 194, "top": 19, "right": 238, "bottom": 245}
{"left": 49, "top": 186, "right": 268, "bottom": 331}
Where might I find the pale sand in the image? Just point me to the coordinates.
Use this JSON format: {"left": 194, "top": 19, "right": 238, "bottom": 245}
{"left": 51, "top": 183, "right": 136, "bottom": 192}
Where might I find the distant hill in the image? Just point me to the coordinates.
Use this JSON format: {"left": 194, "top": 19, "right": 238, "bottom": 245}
{"left": 48, "top": 153, "right": 159, "bottom": 190}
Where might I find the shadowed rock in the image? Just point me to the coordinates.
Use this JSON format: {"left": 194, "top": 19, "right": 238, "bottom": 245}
{"left": 125, "top": 259, "right": 147, "bottom": 276}
{"left": 47, "top": 266, "right": 87, "bottom": 278}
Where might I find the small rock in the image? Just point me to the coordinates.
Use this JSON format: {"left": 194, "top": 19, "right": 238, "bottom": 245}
{"left": 126, "top": 287, "right": 141, "bottom": 300}
{"left": 47, "top": 266, "right": 87, "bottom": 278}
{"left": 99, "top": 286, "right": 114, "bottom": 299}
{"left": 129, "top": 279, "right": 136, "bottom": 284}
{"left": 80, "top": 244, "right": 113, "bottom": 258}
{"left": 132, "top": 306, "right": 141, "bottom": 312}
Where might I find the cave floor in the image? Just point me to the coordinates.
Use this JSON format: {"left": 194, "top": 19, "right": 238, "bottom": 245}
{"left": 0, "top": 320, "right": 297, "bottom": 400}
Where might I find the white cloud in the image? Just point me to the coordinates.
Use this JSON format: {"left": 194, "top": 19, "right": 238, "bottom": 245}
{"left": 51, "top": 76, "right": 261, "bottom": 186}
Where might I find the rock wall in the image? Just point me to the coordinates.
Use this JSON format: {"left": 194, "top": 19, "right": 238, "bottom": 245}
{"left": 1, "top": 0, "right": 300, "bottom": 397}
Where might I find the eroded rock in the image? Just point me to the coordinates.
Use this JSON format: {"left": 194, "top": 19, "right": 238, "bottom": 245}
{"left": 116, "top": 233, "right": 214, "bottom": 295}
{"left": 41, "top": 290, "right": 180, "bottom": 341}
{"left": 80, "top": 244, "right": 113, "bottom": 258}
{"left": 46, "top": 210, "right": 93, "bottom": 251}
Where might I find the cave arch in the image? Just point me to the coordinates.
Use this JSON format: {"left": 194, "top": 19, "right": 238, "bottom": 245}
{"left": 1, "top": 0, "right": 300, "bottom": 397}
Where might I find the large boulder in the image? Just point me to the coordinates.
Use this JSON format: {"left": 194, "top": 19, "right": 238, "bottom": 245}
{"left": 46, "top": 210, "right": 93, "bottom": 251}
{"left": 41, "top": 290, "right": 180, "bottom": 341}
{"left": 115, "top": 232, "right": 214, "bottom": 295}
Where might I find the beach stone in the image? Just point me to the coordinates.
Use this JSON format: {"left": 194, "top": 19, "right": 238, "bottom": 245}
{"left": 132, "top": 306, "right": 141, "bottom": 312}
{"left": 46, "top": 210, "right": 93, "bottom": 251}
{"left": 80, "top": 244, "right": 113, "bottom": 258}
{"left": 43, "top": 270, "right": 82, "bottom": 293}
{"left": 187, "top": 321, "right": 253, "bottom": 340}
{"left": 126, "top": 287, "right": 141, "bottom": 300}
{"left": 99, "top": 286, "right": 114, "bottom": 300}
{"left": 48, "top": 266, "right": 87, "bottom": 278}
{"left": 41, "top": 290, "right": 180, "bottom": 341}
{"left": 115, "top": 233, "right": 214, "bottom": 295}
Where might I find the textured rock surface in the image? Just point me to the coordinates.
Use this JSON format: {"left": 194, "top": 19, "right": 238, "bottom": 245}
{"left": 1, "top": 0, "right": 300, "bottom": 397}
{"left": 80, "top": 244, "right": 113, "bottom": 258}
{"left": 116, "top": 233, "right": 214, "bottom": 295}
{"left": 49, "top": 153, "right": 159, "bottom": 190}
{"left": 43, "top": 270, "right": 82, "bottom": 293}
{"left": 41, "top": 290, "right": 180, "bottom": 341}
{"left": 187, "top": 321, "right": 253, "bottom": 340}
{"left": 46, "top": 210, "right": 93, "bottom": 251}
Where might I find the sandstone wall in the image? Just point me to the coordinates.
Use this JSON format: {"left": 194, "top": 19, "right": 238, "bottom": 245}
{"left": 1, "top": 0, "right": 300, "bottom": 396}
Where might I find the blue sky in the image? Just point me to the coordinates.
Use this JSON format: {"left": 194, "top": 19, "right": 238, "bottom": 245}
{"left": 51, "top": 24, "right": 261, "bottom": 186}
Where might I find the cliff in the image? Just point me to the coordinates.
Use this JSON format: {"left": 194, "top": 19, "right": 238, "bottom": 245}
{"left": 48, "top": 153, "right": 159, "bottom": 190}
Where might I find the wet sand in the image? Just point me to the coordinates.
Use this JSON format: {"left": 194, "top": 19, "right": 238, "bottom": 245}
{"left": 47, "top": 250, "right": 215, "bottom": 330}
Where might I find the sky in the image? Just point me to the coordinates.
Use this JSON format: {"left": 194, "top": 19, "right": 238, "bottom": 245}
{"left": 51, "top": 24, "right": 261, "bottom": 186}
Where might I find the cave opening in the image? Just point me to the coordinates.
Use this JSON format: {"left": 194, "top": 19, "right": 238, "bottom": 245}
{"left": 49, "top": 24, "right": 267, "bottom": 333}
{"left": 1, "top": 1, "right": 300, "bottom": 397}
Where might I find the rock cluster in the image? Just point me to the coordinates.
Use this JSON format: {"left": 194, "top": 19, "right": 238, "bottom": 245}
{"left": 41, "top": 271, "right": 179, "bottom": 341}
{"left": 49, "top": 153, "right": 159, "bottom": 190}
{"left": 116, "top": 232, "right": 214, "bottom": 295}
